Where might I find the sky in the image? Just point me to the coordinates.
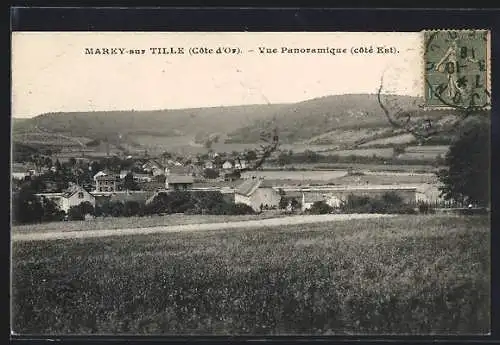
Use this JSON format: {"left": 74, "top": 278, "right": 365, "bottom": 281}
{"left": 12, "top": 32, "right": 423, "bottom": 118}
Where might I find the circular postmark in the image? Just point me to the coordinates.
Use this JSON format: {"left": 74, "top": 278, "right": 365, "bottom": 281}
{"left": 378, "top": 30, "right": 491, "bottom": 142}
{"left": 424, "top": 30, "right": 490, "bottom": 111}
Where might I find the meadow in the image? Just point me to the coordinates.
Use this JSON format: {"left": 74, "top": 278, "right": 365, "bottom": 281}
{"left": 12, "top": 212, "right": 284, "bottom": 234}
{"left": 12, "top": 215, "right": 490, "bottom": 335}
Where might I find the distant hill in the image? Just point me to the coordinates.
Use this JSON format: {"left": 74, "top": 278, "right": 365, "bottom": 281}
{"left": 225, "top": 94, "right": 462, "bottom": 145}
{"left": 12, "top": 94, "right": 467, "bottom": 153}
{"left": 12, "top": 104, "right": 287, "bottom": 142}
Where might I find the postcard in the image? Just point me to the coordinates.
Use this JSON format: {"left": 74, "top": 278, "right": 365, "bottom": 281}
{"left": 11, "top": 31, "right": 491, "bottom": 335}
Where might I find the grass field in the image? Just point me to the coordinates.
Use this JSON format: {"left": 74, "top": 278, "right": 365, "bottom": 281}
{"left": 12, "top": 212, "right": 285, "bottom": 234}
{"left": 326, "top": 148, "right": 395, "bottom": 158}
{"left": 359, "top": 134, "right": 417, "bottom": 147}
{"left": 268, "top": 163, "right": 439, "bottom": 173}
{"left": 12, "top": 215, "right": 490, "bottom": 335}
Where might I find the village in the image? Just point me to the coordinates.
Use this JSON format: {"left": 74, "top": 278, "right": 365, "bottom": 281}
{"left": 11, "top": 143, "right": 430, "bottom": 225}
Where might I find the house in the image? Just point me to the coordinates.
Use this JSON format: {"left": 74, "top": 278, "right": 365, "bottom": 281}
{"left": 93, "top": 170, "right": 109, "bottom": 181}
{"left": 59, "top": 183, "right": 96, "bottom": 213}
{"left": 234, "top": 159, "right": 247, "bottom": 170}
{"left": 142, "top": 160, "right": 165, "bottom": 176}
{"left": 301, "top": 192, "right": 342, "bottom": 212}
{"left": 165, "top": 174, "right": 195, "bottom": 191}
{"left": 205, "top": 161, "right": 215, "bottom": 170}
{"left": 133, "top": 173, "right": 153, "bottom": 183}
{"left": 120, "top": 170, "right": 131, "bottom": 179}
{"left": 234, "top": 178, "right": 280, "bottom": 212}
{"left": 11, "top": 163, "right": 36, "bottom": 180}
{"left": 12, "top": 170, "right": 29, "bottom": 180}
{"left": 222, "top": 160, "right": 233, "bottom": 170}
{"left": 94, "top": 173, "right": 121, "bottom": 192}
{"left": 208, "top": 152, "right": 219, "bottom": 159}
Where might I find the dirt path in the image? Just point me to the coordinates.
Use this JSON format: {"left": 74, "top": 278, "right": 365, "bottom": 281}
{"left": 12, "top": 214, "right": 393, "bottom": 242}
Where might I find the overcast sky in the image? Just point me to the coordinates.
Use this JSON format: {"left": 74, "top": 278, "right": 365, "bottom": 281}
{"left": 12, "top": 32, "right": 423, "bottom": 118}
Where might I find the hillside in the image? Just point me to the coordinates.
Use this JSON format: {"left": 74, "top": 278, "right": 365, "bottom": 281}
{"left": 12, "top": 94, "right": 466, "bottom": 154}
{"left": 12, "top": 104, "right": 288, "bottom": 143}
{"left": 225, "top": 94, "right": 461, "bottom": 145}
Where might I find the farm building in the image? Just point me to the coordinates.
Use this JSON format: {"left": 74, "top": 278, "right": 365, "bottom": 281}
{"left": 165, "top": 174, "right": 195, "bottom": 191}
{"left": 301, "top": 193, "right": 342, "bottom": 211}
{"left": 38, "top": 183, "right": 97, "bottom": 213}
{"left": 278, "top": 185, "right": 418, "bottom": 210}
{"left": 235, "top": 178, "right": 281, "bottom": 212}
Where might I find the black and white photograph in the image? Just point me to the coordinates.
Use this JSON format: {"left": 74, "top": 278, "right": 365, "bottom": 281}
{"left": 10, "top": 30, "right": 491, "bottom": 335}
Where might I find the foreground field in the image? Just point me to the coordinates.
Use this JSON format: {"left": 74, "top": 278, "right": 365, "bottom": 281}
{"left": 12, "top": 215, "right": 490, "bottom": 335}
{"left": 12, "top": 213, "right": 286, "bottom": 234}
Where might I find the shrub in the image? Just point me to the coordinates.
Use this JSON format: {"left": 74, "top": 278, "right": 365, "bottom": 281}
{"left": 308, "top": 201, "right": 333, "bottom": 214}
{"left": 67, "top": 202, "right": 95, "bottom": 221}
{"left": 203, "top": 168, "right": 219, "bottom": 179}
{"left": 123, "top": 201, "right": 141, "bottom": 217}
{"left": 110, "top": 201, "right": 125, "bottom": 217}
{"left": 340, "top": 193, "right": 416, "bottom": 214}
{"left": 418, "top": 202, "right": 435, "bottom": 214}
{"left": 67, "top": 206, "right": 85, "bottom": 221}
{"left": 40, "top": 197, "right": 65, "bottom": 222}
{"left": 229, "top": 203, "right": 256, "bottom": 215}
{"left": 12, "top": 187, "right": 44, "bottom": 224}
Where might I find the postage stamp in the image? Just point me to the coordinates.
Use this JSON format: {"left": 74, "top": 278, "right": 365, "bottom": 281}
{"left": 424, "top": 30, "right": 491, "bottom": 109}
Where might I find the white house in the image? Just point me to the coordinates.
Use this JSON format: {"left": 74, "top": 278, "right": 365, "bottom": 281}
{"left": 120, "top": 170, "right": 131, "bottom": 179}
{"left": 205, "top": 161, "right": 215, "bottom": 170}
{"left": 234, "top": 178, "right": 280, "bottom": 212}
{"left": 59, "top": 183, "right": 96, "bottom": 213}
{"left": 222, "top": 160, "right": 233, "bottom": 170}
{"left": 93, "top": 170, "right": 109, "bottom": 181}
{"left": 301, "top": 192, "right": 342, "bottom": 212}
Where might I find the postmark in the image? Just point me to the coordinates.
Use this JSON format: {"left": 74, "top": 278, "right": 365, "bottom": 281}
{"left": 424, "top": 30, "right": 491, "bottom": 109}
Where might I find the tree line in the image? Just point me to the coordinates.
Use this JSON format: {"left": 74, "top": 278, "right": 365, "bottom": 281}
{"left": 11, "top": 190, "right": 256, "bottom": 224}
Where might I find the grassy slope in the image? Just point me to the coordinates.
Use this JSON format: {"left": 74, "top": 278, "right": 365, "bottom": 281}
{"left": 12, "top": 215, "right": 490, "bottom": 335}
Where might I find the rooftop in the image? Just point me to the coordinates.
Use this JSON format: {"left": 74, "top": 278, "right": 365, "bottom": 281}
{"left": 62, "top": 184, "right": 89, "bottom": 199}
{"left": 236, "top": 178, "right": 263, "bottom": 196}
{"left": 274, "top": 185, "right": 418, "bottom": 192}
{"left": 168, "top": 174, "right": 195, "bottom": 184}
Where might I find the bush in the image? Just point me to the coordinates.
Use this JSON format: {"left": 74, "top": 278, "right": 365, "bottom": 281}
{"left": 228, "top": 203, "right": 255, "bottom": 215}
{"left": 418, "top": 202, "right": 435, "bottom": 214}
{"left": 340, "top": 193, "right": 416, "bottom": 214}
{"left": 123, "top": 201, "right": 141, "bottom": 217}
{"left": 41, "top": 197, "right": 65, "bottom": 222}
{"left": 67, "top": 201, "right": 95, "bottom": 221}
{"left": 110, "top": 201, "right": 125, "bottom": 217}
{"left": 203, "top": 168, "right": 219, "bottom": 179}
{"left": 12, "top": 188, "right": 44, "bottom": 224}
{"left": 67, "top": 206, "right": 85, "bottom": 221}
{"left": 308, "top": 201, "right": 333, "bottom": 214}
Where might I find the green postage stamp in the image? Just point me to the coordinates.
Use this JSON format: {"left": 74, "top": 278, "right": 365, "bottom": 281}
{"left": 424, "top": 30, "right": 491, "bottom": 109}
